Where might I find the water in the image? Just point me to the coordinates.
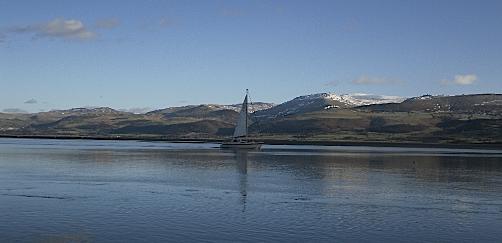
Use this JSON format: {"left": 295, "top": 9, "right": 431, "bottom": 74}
{"left": 1, "top": 138, "right": 502, "bottom": 242}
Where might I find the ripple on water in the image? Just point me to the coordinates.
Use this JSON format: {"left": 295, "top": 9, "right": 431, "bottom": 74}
{"left": 1, "top": 139, "right": 502, "bottom": 242}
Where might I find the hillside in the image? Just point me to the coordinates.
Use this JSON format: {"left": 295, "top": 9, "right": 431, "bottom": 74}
{"left": 1, "top": 93, "right": 501, "bottom": 145}
{"left": 147, "top": 103, "right": 274, "bottom": 117}
{"left": 255, "top": 93, "right": 404, "bottom": 118}
{"left": 358, "top": 94, "right": 502, "bottom": 115}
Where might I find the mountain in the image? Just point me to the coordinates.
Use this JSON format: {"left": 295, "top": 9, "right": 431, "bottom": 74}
{"left": 114, "top": 119, "right": 234, "bottom": 137}
{"left": 19, "top": 107, "right": 140, "bottom": 135}
{"left": 251, "top": 93, "right": 502, "bottom": 145}
{"left": 358, "top": 94, "right": 502, "bottom": 115}
{"left": 255, "top": 93, "right": 405, "bottom": 118}
{"left": 0, "top": 113, "right": 31, "bottom": 132}
{"left": 222, "top": 102, "right": 275, "bottom": 113}
{"left": 1, "top": 93, "right": 501, "bottom": 145}
{"left": 147, "top": 102, "right": 274, "bottom": 118}
{"left": 147, "top": 105, "right": 239, "bottom": 120}
{"left": 0, "top": 103, "right": 272, "bottom": 137}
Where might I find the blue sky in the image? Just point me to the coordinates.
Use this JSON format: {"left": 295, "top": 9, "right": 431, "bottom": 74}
{"left": 1, "top": 0, "right": 501, "bottom": 112}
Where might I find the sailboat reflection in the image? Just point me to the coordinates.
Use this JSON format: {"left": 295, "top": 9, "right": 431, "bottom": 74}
{"left": 233, "top": 151, "right": 249, "bottom": 212}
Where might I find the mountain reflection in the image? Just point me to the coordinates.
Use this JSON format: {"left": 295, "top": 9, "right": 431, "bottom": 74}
{"left": 233, "top": 151, "right": 249, "bottom": 212}
{"left": 11, "top": 144, "right": 502, "bottom": 197}
{"left": 2, "top": 139, "right": 502, "bottom": 242}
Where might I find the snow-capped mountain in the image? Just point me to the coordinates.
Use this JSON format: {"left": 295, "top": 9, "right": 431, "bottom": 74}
{"left": 222, "top": 102, "right": 275, "bottom": 113}
{"left": 331, "top": 93, "right": 406, "bottom": 106}
{"left": 35, "top": 107, "right": 126, "bottom": 118}
{"left": 146, "top": 102, "right": 275, "bottom": 118}
{"left": 49, "top": 107, "right": 124, "bottom": 115}
{"left": 255, "top": 93, "right": 405, "bottom": 118}
{"left": 1, "top": 93, "right": 500, "bottom": 141}
{"left": 360, "top": 94, "right": 502, "bottom": 114}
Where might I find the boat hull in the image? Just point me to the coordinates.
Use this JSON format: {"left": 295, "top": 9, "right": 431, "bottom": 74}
{"left": 220, "top": 142, "right": 263, "bottom": 150}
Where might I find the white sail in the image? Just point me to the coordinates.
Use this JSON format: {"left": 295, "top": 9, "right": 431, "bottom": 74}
{"left": 220, "top": 90, "right": 262, "bottom": 150}
{"left": 233, "top": 94, "right": 248, "bottom": 138}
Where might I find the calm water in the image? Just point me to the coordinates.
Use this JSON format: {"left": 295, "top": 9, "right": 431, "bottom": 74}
{"left": 1, "top": 138, "right": 502, "bottom": 242}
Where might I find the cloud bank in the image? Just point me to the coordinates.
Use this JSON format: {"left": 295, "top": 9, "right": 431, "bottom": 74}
{"left": 441, "top": 74, "right": 477, "bottom": 85}
{"left": 4, "top": 18, "right": 96, "bottom": 41}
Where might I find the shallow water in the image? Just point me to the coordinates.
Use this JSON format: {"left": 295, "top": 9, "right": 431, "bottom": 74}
{"left": 1, "top": 138, "right": 502, "bottom": 242}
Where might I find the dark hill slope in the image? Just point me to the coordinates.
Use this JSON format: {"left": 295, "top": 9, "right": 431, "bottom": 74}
{"left": 358, "top": 94, "right": 502, "bottom": 114}
{"left": 147, "top": 105, "right": 239, "bottom": 120}
{"left": 113, "top": 119, "right": 234, "bottom": 136}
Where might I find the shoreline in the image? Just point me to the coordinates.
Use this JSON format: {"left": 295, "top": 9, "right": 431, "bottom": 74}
{"left": 1, "top": 134, "right": 502, "bottom": 150}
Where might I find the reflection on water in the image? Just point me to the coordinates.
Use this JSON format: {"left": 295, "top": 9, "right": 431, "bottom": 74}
{"left": 0, "top": 138, "right": 502, "bottom": 242}
{"left": 235, "top": 151, "right": 249, "bottom": 212}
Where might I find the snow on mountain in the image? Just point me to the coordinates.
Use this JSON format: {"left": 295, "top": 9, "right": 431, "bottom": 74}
{"left": 362, "top": 94, "right": 502, "bottom": 114}
{"left": 284, "top": 93, "right": 404, "bottom": 107}
{"left": 255, "top": 93, "right": 405, "bottom": 118}
{"left": 327, "top": 93, "right": 406, "bottom": 107}
{"left": 45, "top": 107, "right": 124, "bottom": 115}
{"left": 222, "top": 102, "right": 275, "bottom": 113}
{"left": 147, "top": 102, "right": 275, "bottom": 117}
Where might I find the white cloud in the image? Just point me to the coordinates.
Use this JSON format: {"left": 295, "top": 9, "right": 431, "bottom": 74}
{"left": 441, "top": 74, "right": 477, "bottom": 85}
{"left": 352, "top": 76, "right": 399, "bottom": 85}
{"left": 39, "top": 18, "right": 95, "bottom": 40}
{"left": 6, "top": 18, "right": 96, "bottom": 41}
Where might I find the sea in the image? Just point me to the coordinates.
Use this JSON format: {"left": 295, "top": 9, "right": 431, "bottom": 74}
{"left": 1, "top": 138, "right": 501, "bottom": 242}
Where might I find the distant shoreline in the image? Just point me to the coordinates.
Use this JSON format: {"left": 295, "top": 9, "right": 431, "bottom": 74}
{"left": 1, "top": 134, "right": 501, "bottom": 150}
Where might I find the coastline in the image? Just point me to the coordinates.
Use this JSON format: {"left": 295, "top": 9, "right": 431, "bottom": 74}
{"left": 1, "top": 134, "right": 501, "bottom": 150}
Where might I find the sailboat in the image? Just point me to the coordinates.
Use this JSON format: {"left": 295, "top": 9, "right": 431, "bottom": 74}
{"left": 220, "top": 89, "right": 263, "bottom": 149}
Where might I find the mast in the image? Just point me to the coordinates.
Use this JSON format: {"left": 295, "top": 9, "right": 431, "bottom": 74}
{"left": 245, "top": 89, "right": 249, "bottom": 139}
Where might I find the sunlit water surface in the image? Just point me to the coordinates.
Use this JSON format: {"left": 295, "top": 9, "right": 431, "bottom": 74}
{"left": 1, "top": 138, "right": 502, "bottom": 242}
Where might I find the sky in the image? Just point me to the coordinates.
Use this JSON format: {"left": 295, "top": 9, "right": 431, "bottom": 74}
{"left": 1, "top": 0, "right": 501, "bottom": 113}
